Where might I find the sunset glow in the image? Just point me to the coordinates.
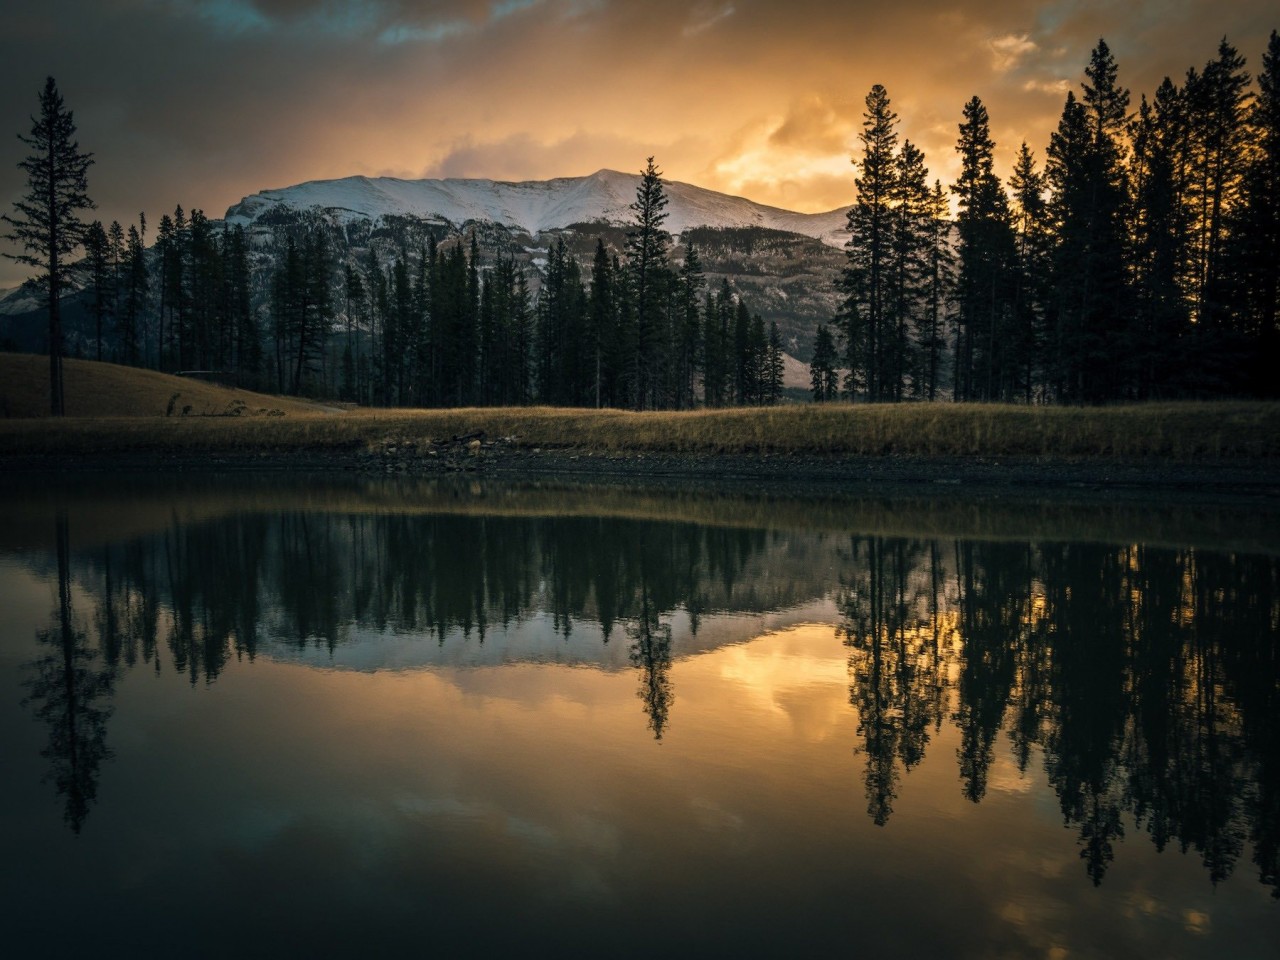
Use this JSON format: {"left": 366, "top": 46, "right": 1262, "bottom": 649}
{"left": 2, "top": 1, "right": 1277, "bottom": 288}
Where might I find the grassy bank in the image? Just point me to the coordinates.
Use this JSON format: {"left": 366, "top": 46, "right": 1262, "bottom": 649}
{"left": 4, "top": 401, "right": 1279, "bottom": 461}
{"left": 0, "top": 352, "right": 332, "bottom": 418}
{"left": 1, "top": 353, "right": 1277, "bottom": 461}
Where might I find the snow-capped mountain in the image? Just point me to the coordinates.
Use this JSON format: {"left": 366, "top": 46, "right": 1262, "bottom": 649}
{"left": 225, "top": 168, "right": 850, "bottom": 247}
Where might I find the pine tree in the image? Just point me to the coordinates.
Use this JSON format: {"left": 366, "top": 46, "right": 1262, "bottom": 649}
{"left": 810, "top": 323, "right": 839, "bottom": 401}
{"left": 887, "top": 140, "right": 931, "bottom": 399}
{"left": 766, "top": 320, "right": 785, "bottom": 404}
{"left": 2, "top": 77, "right": 95, "bottom": 415}
{"left": 1128, "top": 87, "right": 1189, "bottom": 396}
{"left": 627, "top": 158, "right": 671, "bottom": 408}
{"left": 839, "top": 85, "right": 899, "bottom": 401}
{"left": 734, "top": 296, "right": 752, "bottom": 403}
{"left": 120, "top": 216, "right": 148, "bottom": 366}
{"left": 1236, "top": 31, "right": 1280, "bottom": 391}
{"left": 1184, "top": 38, "right": 1251, "bottom": 335}
{"left": 675, "top": 244, "right": 705, "bottom": 409}
{"left": 920, "top": 180, "right": 953, "bottom": 401}
{"left": 952, "top": 95, "right": 1016, "bottom": 400}
{"left": 1008, "top": 144, "right": 1050, "bottom": 400}
{"left": 82, "top": 220, "right": 110, "bottom": 362}
{"left": 702, "top": 284, "right": 726, "bottom": 406}
{"left": 225, "top": 224, "right": 257, "bottom": 385}
{"left": 1045, "top": 91, "right": 1093, "bottom": 399}
{"left": 1061, "top": 39, "right": 1133, "bottom": 400}
{"left": 106, "top": 220, "right": 124, "bottom": 333}
{"left": 587, "top": 239, "right": 616, "bottom": 407}
{"left": 512, "top": 269, "right": 533, "bottom": 404}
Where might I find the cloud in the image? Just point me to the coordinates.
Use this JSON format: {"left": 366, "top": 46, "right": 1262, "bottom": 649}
{"left": 988, "top": 32, "right": 1038, "bottom": 72}
{"left": 683, "top": 1, "right": 735, "bottom": 38}
{"left": 768, "top": 94, "right": 852, "bottom": 154}
{"left": 1022, "top": 77, "right": 1071, "bottom": 95}
{"left": 2, "top": 0, "right": 1279, "bottom": 285}
{"left": 422, "top": 130, "right": 651, "bottom": 182}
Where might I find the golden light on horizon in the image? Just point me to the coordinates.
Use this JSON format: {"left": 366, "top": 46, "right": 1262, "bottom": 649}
{"left": 1, "top": 0, "right": 1277, "bottom": 285}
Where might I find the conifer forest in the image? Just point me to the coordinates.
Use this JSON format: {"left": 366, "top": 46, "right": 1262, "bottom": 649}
{"left": 8, "top": 33, "right": 1279, "bottom": 408}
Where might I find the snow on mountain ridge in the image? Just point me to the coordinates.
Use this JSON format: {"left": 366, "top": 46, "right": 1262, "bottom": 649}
{"left": 225, "top": 169, "right": 851, "bottom": 247}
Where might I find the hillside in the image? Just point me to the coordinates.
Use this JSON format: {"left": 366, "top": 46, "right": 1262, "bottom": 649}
{"left": 0, "top": 170, "right": 849, "bottom": 368}
{"left": 0, "top": 353, "right": 334, "bottom": 419}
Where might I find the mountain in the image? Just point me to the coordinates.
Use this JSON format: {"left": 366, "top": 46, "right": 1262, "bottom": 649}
{"left": 0, "top": 170, "right": 850, "bottom": 368}
{"left": 226, "top": 168, "right": 850, "bottom": 247}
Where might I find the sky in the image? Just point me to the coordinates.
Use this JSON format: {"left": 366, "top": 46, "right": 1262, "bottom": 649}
{"left": 1, "top": 0, "right": 1277, "bottom": 287}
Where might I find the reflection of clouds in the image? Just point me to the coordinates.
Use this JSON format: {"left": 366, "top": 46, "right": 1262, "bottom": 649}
{"left": 713, "top": 624, "right": 848, "bottom": 740}
{"left": 985, "top": 752, "right": 1034, "bottom": 795}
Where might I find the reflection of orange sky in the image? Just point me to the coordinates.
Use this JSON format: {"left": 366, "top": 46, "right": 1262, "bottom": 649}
{"left": 3, "top": 566, "right": 1261, "bottom": 955}
{"left": 144, "top": 623, "right": 1233, "bottom": 952}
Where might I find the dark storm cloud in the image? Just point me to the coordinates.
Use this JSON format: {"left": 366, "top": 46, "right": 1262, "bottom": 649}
{"left": 2, "top": 0, "right": 1277, "bottom": 286}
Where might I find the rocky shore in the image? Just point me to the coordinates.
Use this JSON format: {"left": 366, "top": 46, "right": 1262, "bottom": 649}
{"left": 9, "top": 432, "right": 1279, "bottom": 505}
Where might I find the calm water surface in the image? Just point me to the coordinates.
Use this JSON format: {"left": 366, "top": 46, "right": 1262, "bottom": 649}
{"left": 1, "top": 475, "right": 1277, "bottom": 958}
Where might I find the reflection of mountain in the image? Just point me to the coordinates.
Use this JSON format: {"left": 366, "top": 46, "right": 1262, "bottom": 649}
{"left": 839, "top": 536, "right": 1280, "bottom": 895}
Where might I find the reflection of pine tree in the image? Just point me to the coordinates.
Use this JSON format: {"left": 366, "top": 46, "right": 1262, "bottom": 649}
{"left": 23, "top": 514, "right": 115, "bottom": 833}
{"left": 839, "top": 537, "right": 946, "bottom": 825}
{"left": 32, "top": 493, "right": 1280, "bottom": 896}
{"left": 1038, "top": 544, "right": 1129, "bottom": 885}
{"left": 953, "top": 542, "right": 1032, "bottom": 802}
{"left": 629, "top": 587, "right": 673, "bottom": 742}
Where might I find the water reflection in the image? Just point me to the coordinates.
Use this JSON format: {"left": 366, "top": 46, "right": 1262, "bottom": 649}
{"left": 23, "top": 513, "right": 116, "bottom": 833}
{"left": 7, "top": 490, "right": 1279, "bottom": 900}
{"left": 839, "top": 536, "right": 1279, "bottom": 893}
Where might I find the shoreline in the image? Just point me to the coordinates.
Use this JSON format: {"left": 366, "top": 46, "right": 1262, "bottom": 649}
{"left": 8, "top": 444, "right": 1280, "bottom": 504}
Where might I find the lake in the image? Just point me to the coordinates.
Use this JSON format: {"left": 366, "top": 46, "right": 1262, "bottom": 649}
{"left": 1, "top": 473, "right": 1277, "bottom": 958}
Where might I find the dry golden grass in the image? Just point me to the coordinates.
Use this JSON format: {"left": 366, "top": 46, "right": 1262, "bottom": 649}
{"left": 1, "top": 353, "right": 1277, "bottom": 460}
{"left": 0, "top": 352, "right": 333, "bottom": 418}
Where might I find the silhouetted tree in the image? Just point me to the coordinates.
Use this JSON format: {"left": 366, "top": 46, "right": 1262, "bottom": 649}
{"left": 2, "top": 77, "right": 95, "bottom": 415}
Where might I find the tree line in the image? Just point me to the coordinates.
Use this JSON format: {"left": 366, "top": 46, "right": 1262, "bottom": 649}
{"left": 275, "top": 158, "right": 784, "bottom": 409}
{"left": 811, "top": 32, "right": 1280, "bottom": 403}
{"left": 4, "top": 101, "right": 784, "bottom": 411}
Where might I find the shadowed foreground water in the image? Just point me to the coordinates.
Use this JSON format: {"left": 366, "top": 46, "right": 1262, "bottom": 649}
{"left": 1, "top": 475, "right": 1277, "bottom": 958}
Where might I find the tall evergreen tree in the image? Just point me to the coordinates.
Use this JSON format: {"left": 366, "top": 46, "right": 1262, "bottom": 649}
{"left": 627, "top": 157, "right": 671, "bottom": 408}
{"left": 920, "top": 180, "right": 954, "bottom": 401}
{"left": 120, "top": 216, "right": 147, "bottom": 367}
{"left": 82, "top": 220, "right": 110, "bottom": 362}
{"left": 106, "top": 220, "right": 124, "bottom": 334}
{"left": 1046, "top": 40, "right": 1132, "bottom": 401}
{"left": 224, "top": 224, "right": 257, "bottom": 385}
{"left": 702, "top": 283, "right": 728, "bottom": 407}
{"left": 1128, "top": 87, "right": 1190, "bottom": 396}
{"left": 2, "top": 77, "right": 95, "bottom": 415}
{"left": 765, "top": 320, "right": 785, "bottom": 405}
{"left": 839, "top": 84, "right": 899, "bottom": 401}
{"left": 1236, "top": 31, "right": 1280, "bottom": 391}
{"left": 887, "top": 139, "right": 931, "bottom": 399}
{"left": 952, "top": 95, "right": 1016, "bottom": 400}
{"left": 810, "top": 323, "right": 839, "bottom": 401}
{"left": 587, "top": 238, "right": 616, "bottom": 407}
{"left": 674, "top": 244, "right": 705, "bottom": 409}
{"left": 1008, "top": 144, "right": 1050, "bottom": 400}
{"left": 1184, "top": 38, "right": 1251, "bottom": 336}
